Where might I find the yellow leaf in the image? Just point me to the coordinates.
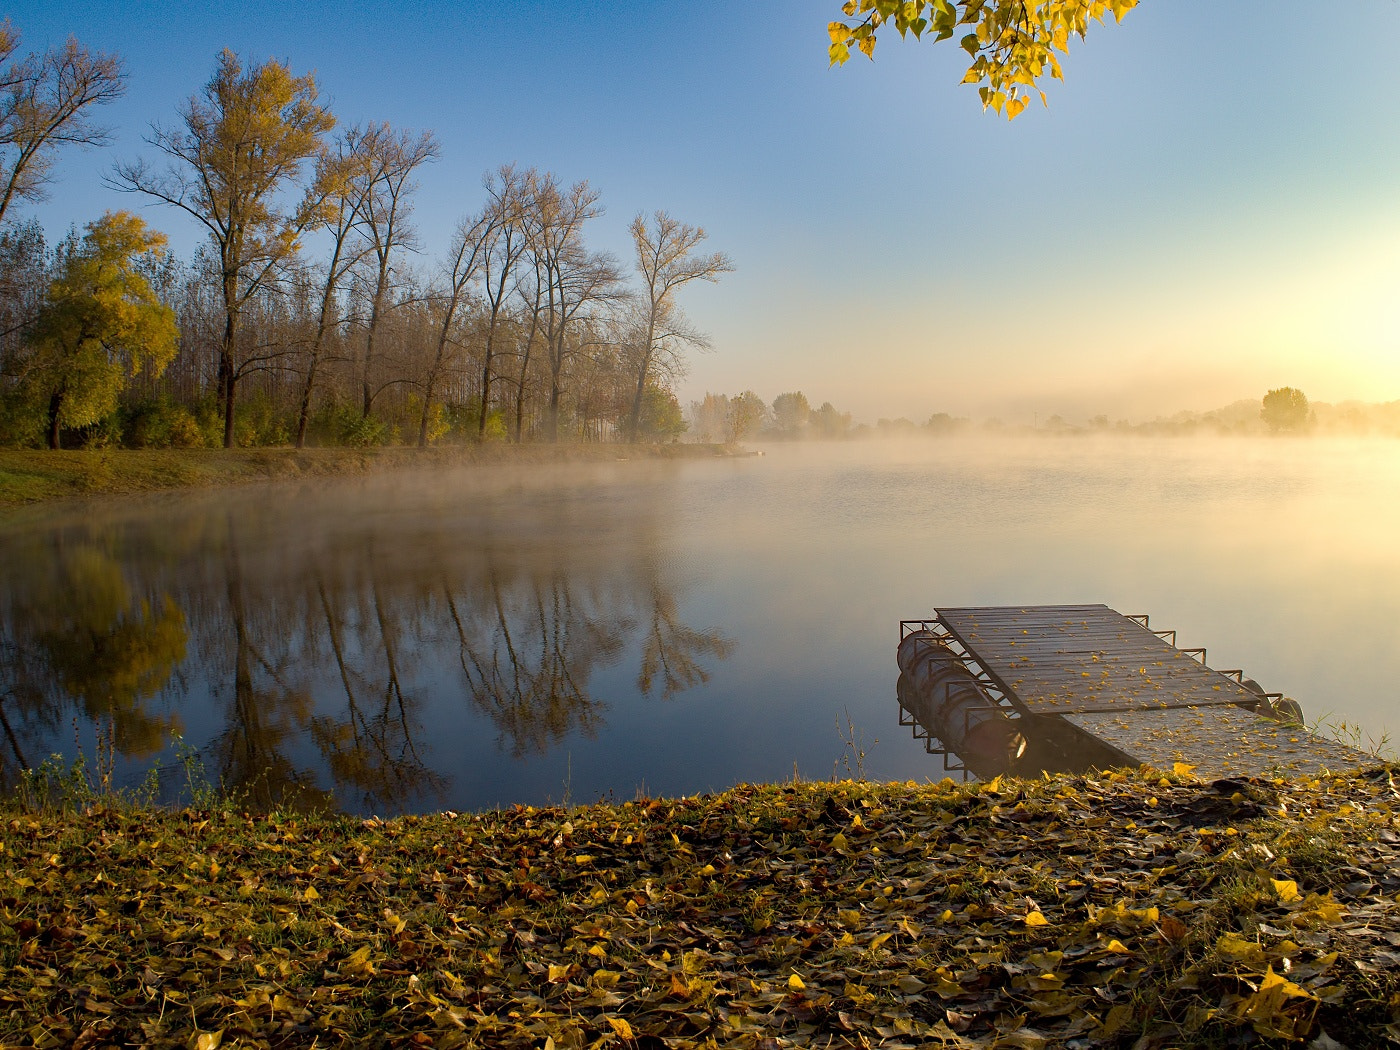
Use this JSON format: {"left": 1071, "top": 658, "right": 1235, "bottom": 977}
{"left": 1024, "top": 911, "right": 1050, "bottom": 927}
{"left": 830, "top": 832, "right": 849, "bottom": 851}
{"left": 788, "top": 972, "right": 806, "bottom": 991}
{"left": 342, "top": 944, "right": 374, "bottom": 977}
{"left": 607, "top": 1017, "right": 634, "bottom": 1039}
{"left": 588, "top": 943, "right": 608, "bottom": 958}
{"left": 1102, "top": 938, "right": 1131, "bottom": 953}
{"left": 195, "top": 1032, "right": 224, "bottom": 1050}
{"left": 838, "top": 909, "right": 862, "bottom": 926}
{"left": 302, "top": 885, "right": 319, "bottom": 901}
{"left": 1271, "top": 878, "right": 1301, "bottom": 902}
{"left": 1172, "top": 762, "right": 1197, "bottom": 777}
{"left": 573, "top": 855, "right": 595, "bottom": 864}
{"left": 547, "top": 963, "right": 571, "bottom": 983}
{"left": 1237, "top": 965, "right": 1316, "bottom": 1037}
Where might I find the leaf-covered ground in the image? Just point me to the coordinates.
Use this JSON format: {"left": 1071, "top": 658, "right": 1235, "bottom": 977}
{"left": 4, "top": 768, "right": 1400, "bottom": 1048}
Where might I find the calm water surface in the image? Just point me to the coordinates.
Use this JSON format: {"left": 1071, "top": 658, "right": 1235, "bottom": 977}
{"left": 2, "top": 437, "right": 1396, "bottom": 813}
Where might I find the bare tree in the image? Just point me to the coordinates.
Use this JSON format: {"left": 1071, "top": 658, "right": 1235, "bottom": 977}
{"left": 416, "top": 211, "right": 491, "bottom": 446}
{"left": 294, "top": 126, "right": 379, "bottom": 447}
{"left": 111, "top": 51, "right": 335, "bottom": 447}
{"left": 356, "top": 124, "right": 439, "bottom": 419}
{"left": 509, "top": 255, "right": 546, "bottom": 442}
{"left": 625, "top": 211, "right": 732, "bottom": 442}
{"left": 475, "top": 164, "right": 532, "bottom": 438}
{"left": 0, "top": 23, "right": 125, "bottom": 228}
{"left": 524, "top": 174, "right": 623, "bottom": 442}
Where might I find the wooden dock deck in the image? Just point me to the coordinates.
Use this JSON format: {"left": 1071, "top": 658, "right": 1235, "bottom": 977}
{"left": 900, "top": 604, "right": 1373, "bottom": 780}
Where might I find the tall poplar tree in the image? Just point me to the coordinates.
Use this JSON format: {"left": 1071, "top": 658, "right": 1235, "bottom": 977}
{"left": 112, "top": 50, "right": 335, "bottom": 447}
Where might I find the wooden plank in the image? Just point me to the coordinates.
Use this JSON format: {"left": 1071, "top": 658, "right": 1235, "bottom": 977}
{"left": 936, "top": 604, "right": 1259, "bottom": 714}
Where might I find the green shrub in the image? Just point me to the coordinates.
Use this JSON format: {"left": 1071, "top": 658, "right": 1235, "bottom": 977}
{"left": 121, "top": 396, "right": 207, "bottom": 449}
{"left": 0, "top": 390, "right": 44, "bottom": 448}
{"left": 234, "top": 392, "right": 291, "bottom": 447}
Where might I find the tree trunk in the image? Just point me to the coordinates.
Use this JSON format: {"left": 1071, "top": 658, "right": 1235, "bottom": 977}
{"left": 295, "top": 354, "right": 319, "bottom": 448}
{"left": 46, "top": 390, "right": 63, "bottom": 450}
{"left": 362, "top": 266, "right": 389, "bottom": 419}
{"left": 477, "top": 332, "right": 495, "bottom": 440}
{"left": 222, "top": 360, "right": 237, "bottom": 449}
{"left": 220, "top": 283, "right": 239, "bottom": 449}
{"left": 417, "top": 371, "right": 437, "bottom": 448}
{"left": 626, "top": 316, "right": 657, "bottom": 442}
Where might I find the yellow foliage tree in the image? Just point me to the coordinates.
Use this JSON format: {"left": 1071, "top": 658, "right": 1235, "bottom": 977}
{"left": 24, "top": 210, "right": 177, "bottom": 449}
{"left": 828, "top": 0, "right": 1140, "bottom": 118}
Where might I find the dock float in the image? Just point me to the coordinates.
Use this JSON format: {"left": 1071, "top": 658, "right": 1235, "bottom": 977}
{"left": 898, "top": 604, "right": 1371, "bottom": 781}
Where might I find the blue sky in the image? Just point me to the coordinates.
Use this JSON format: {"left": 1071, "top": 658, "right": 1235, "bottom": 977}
{"left": 11, "top": 1, "right": 1400, "bottom": 423}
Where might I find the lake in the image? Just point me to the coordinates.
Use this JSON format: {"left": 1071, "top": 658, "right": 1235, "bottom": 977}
{"left": 2, "top": 436, "right": 1396, "bottom": 814}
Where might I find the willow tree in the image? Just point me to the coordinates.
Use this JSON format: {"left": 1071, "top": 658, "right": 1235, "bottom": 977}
{"left": 112, "top": 50, "right": 336, "bottom": 447}
{"left": 0, "top": 22, "right": 126, "bottom": 227}
{"left": 24, "top": 211, "right": 177, "bottom": 449}
{"left": 829, "top": 0, "right": 1139, "bottom": 118}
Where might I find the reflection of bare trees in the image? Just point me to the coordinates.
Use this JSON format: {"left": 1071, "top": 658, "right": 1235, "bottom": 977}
{"left": 638, "top": 584, "right": 736, "bottom": 700}
{"left": 203, "top": 517, "right": 328, "bottom": 811}
{"left": 0, "top": 474, "right": 737, "bottom": 812}
{"left": 199, "top": 515, "right": 445, "bottom": 814}
{"left": 447, "top": 568, "right": 623, "bottom": 758}
{"left": 305, "top": 560, "right": 446, "bottom": 814}
{"left": 443, "top": 545, "right": 734, "bottom": 756}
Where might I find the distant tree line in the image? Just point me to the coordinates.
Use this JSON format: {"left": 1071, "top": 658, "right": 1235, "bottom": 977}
{"left": 687, "top": 390, "right": 858, "bottom": 442}
{"left": 0, "top": 37, "right": 731, "bottom": 449}
{"left": 686, "top": 386, "right": 1400, "bottom": 443}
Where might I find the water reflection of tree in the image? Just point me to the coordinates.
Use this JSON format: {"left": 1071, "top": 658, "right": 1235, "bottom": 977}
{"left": 446, "top": 567, "right": 626, "bottom": 758}
{"left": 201, "top": 523, "right": 328, "bottom": 811}
{"left": 0, "top": 473, "right": 737, "bottom": 811}
{"left": 0, "top": 541, "right": 186, "bottom": 784}
{"left": 638, "top": 583, "right": 736, "bottom": 700}
{"left": 444, "top": 541, "right": 734, "bottom": 756}
{"left": 196, "top": 516, "right": 444, "bottom": 813}
{"left": 305, "top": 556, "right": 447, "bottom": 814}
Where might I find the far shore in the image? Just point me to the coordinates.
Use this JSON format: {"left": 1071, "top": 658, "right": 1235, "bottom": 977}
{"left": 0, "top": 442, "right": 752, "bottom": 509}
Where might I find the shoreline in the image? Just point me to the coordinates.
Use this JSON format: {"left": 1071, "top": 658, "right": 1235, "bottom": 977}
{"left": 0, "top": 442, "right": 751, "bottom": 509}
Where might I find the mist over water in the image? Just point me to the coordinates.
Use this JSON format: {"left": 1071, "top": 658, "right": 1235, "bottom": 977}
{"left": 2, "top": 436, "right": 1396, "bottom": 813}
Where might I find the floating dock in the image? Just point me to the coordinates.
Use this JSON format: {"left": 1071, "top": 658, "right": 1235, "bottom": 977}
{"left": 898, "top": 604, "right": 1371, "bottom": 780}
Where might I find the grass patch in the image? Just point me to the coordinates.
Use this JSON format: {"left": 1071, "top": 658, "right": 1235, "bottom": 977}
{"left": 0, "top": 443, "right": 746, "bottom": 508}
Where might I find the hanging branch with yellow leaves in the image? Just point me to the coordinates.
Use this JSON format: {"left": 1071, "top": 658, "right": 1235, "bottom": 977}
{"left": 828, "top": 0, "right": 1140, "bottom": 118}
